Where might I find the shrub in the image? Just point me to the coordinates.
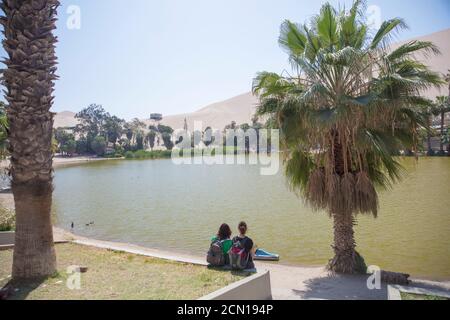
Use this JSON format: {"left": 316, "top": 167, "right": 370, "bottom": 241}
{"left": 124, "top": 150, "right": 172, "bottom": 160}
{"left": 91, "top": 136, "right": 107, "bottom": 156}
{"left": 0, "top": 206, "right": 15, "bottom": 231}
{"left": 76, "top": 137, "right": 88, "bottom": 154}
{"left": 124, "top": 151, "right": 135, "bottom": 159}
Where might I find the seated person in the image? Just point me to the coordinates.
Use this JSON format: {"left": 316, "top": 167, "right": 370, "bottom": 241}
{"left": 232, "top": 221, "right": 255, "bottom": 269}
{"left": 209, "top": 223, "right": 233, "bottom": 264}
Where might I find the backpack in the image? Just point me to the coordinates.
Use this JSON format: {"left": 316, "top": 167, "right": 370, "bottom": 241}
{"left": 207, "top": 239, "right": 225, "bottom": 266}
{"left": 229, "top": 240, "right": 249, "bottom": 270}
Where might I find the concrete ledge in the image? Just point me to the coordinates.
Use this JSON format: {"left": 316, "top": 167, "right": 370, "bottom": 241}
{"left": 0, "top": 232, "right": 15, "bottom": 246}
{"left": 0, "top": 231, "right": 69, "bottom": 249}
{"left": 73, "top": 239, "right": 207, "bottom": 266}
{"left": 199, "top": 270, "right": 272, "bottom": 300}
{"left": 388, "top": 285, "right": 450, "bottom": 300}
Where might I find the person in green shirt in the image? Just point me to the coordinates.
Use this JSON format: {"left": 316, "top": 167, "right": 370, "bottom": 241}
{"left": 211, "top": 223, "right": 233, "bottom": 259}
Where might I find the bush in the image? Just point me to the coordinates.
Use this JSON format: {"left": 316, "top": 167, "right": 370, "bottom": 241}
{"left": 124, "top": 151, "right": 135, "bottom": 159}
{"left": 91, "top": 136, "right": 107, "bottom": 156}
{"left": 76, "top": 138, "right": 88, "bottom": 154}
{"left": 0, "top": 206, "right": 15, "bottom": 231}
{"left": 61, "top": 139, "right": 76, "bottom": 156}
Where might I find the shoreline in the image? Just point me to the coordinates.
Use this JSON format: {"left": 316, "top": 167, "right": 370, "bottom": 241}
{"left": 2, "top": 185, "right": 450, "bottom": 284}
{"left": 55, "top": 225, "right": 450, "bottom": 281}
{"left": 52, "top": 156, "right": 119, "bottom": 168}
{"left": 1, "top": 155, "right": 116, "bottom": 171}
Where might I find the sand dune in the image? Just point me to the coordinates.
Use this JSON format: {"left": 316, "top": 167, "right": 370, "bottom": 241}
{"left": 54, "top": 28, "right": 450, "bottom": 131}
{"left": 143, "top": 92, "right": 259, "bottom": 131}
{"left": 392, "top": 28, "right": 450, "bottom": 100}
{"left": 53, "top": 110, "right": 78, "bottom": 129}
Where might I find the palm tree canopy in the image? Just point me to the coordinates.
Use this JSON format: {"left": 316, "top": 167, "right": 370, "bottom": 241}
{"left": 432, "top": 96, "right": 450, "bottom": 115}
{"left": 253, "top": 0, "right": 443, "bottom": 217}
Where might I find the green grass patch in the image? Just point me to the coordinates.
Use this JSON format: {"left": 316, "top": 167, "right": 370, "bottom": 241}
{"left": 123, "top": 147, "right": 249, "bottom": 160}
{"left": 401, "top": 292, "right": 449, "bottom": 300}
{"left": 0, "top": 243, "right": 247, "bottom": 300}
{"left": 124, "top": 150, "right": 173, "bottom": 159}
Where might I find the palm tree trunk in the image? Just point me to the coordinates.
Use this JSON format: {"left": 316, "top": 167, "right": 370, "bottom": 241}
{"left": 1, "top": 0, "right": 59, "bottom": 279}
{"left": 327, "top": 131, "right": 365, "bottom": 274}
{"left": 440, "top": 111, "right": 445, "bottom": 155}
{"left": 427, "top": 116, "right": 433, "bottom": 156}
{"left": 328, "top": 212, "right": 363, "bottom": 274}
{"left": 12, "top": 183, "right": 56, "bottom": 278}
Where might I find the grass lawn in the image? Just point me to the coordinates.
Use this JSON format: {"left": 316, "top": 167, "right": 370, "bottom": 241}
{"left": 400, "top": 292, "right": 449, "bottom": 301}
{"left": 0, "top": 243, "right": 247, "bottom": 300}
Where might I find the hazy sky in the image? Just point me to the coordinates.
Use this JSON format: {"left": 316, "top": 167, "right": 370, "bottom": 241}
{"left": 2, "top": 0, "right": 450, "bottom": 119}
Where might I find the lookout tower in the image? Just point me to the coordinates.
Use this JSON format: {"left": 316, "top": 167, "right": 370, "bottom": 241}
{"left": 150, "top": 113, "right": 163, "bottom": 121}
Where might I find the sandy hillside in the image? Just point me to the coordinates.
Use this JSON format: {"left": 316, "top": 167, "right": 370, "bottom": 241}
{"left": 54, "top": 28, "right": 450, "bottom": 131}
{"left": 144, "top": 92, "right": 259, "bottom": 131}
{"left": 392, "top": 28, "right": 450, "bottom": 99}
{"left": 53, "top": 110, "right": 78, "bottom": 128}
{"left": 54, "top": 92, "right": 259, "bottom": 131}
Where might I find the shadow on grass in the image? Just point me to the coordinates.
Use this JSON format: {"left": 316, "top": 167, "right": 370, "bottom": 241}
{"left": 206, "top": 265, "right": 255, "bottom": 277}
{"left": 291, "top": 273, "right": 388, "bottom": 300}
{"left": 1, "top": 277, "right": 49, "bottom": 300}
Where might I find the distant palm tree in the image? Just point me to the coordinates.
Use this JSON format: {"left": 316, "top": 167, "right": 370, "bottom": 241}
{"left": 127, "top": 118, "right": 146, "bottom": 145}
{"left": 1, "top": 0, "right": 59, "bottom": 278}
{"left": 0, "top": 102, "right": 9, "bottom": 159}
{"left": 433, "top": 96, "right": 450, "bottom": 155}
{"left": 424, "top": 105, "right": 436, "bottom": 156}
{"left": 445, "top": 70, "right": 450, "bottom": 154}
{"left": 253, "top": 0, "right": 443, "bottom": 273}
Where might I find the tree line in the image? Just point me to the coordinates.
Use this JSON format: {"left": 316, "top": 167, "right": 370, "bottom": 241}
{"left": 53, "top": 104, "right": 270, "bottom": 158}
{"left": 53, "top": 104, "right": 176, "bottom": 157}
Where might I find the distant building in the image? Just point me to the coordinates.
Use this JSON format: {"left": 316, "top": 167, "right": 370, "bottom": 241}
{"left": 150, "top": 113, "right": 163, "bottom": 121}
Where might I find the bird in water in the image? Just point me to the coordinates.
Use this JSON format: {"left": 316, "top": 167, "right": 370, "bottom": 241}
{"left": 71, "top": 222, "right": 74, "bottom": 229}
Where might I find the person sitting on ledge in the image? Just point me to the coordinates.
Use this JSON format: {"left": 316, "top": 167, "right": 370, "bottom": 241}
{"left": 208, "top": 223, "right": 233, "bottom": 265}
{"left": 231, "top": 221, "right": 255, "bottom": 270}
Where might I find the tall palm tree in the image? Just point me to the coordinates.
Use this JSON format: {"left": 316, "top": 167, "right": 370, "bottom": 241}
{"left": 253, "top": 0, "right": 443, "bottom": 273}
{"left": 1, "top": 0, "right": 60, "bottom": 279}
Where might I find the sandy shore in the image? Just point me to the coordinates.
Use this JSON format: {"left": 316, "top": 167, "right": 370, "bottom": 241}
{"left": 0, "top": 155, "right": 115, "bottom": 190}
{"left": 1, "top": 155, "right": 115, "bottom": 171}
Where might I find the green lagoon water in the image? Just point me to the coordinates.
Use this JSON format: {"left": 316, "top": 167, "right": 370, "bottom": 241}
{"left": 53, "top": 156, "right": 450, "bottom": 280}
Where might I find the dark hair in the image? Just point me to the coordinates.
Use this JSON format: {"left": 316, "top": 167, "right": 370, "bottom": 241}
{"left": 238, "top": 221, "right": 248, "bottom": 235}
{"left": 217, "top": 223, "right": 232, "bottom": 240}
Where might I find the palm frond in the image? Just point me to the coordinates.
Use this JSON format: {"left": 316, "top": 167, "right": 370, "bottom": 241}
{"left": 370, "top": 18, "right": 408, "bottom": 49}
{"left": 388, "top": 41, "right": 441, "bottom": 61}
{"left": 279, "top": 20, "right": 307, "bottom": 57}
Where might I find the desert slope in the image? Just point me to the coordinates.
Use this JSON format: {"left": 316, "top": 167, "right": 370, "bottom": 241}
{"left": 53, "top": 111, "right": 78, "bottom": 128}
{"left": 144, "top": 92, "right": 259, "bottom": 131}
{"left": 392, "top": 28, "right": 450, "bottom": 99}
